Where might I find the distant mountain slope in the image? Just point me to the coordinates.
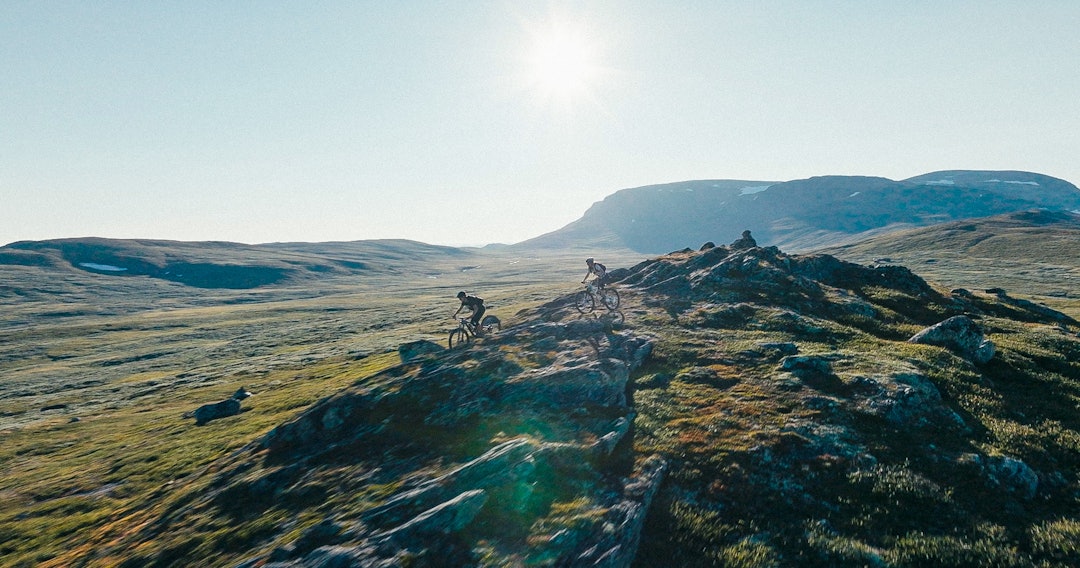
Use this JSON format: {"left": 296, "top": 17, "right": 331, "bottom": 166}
{"left": 518, "top": 170, "right": 1080, "bottom": 254}
{"left": 0, "top": 238, "right": 474, "bottom": 289}
{"left": 819, "top": 210, "right": 1080, "bottom": 306}
{"left": 823, "top": 209, "right": 1080, "bottom": 263}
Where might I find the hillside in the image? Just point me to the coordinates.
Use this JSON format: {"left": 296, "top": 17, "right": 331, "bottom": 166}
{"left": 821, "top": 210, "right": 1080, "bottom": 316}
{"left": 0, "top": 238, "right": 479, "bottom": 290}
{"left": 21, "top": 241, "right": 1078, "bottom": 567}
{"left": 519, "top": 171, "right": 1080, "bottom": 254}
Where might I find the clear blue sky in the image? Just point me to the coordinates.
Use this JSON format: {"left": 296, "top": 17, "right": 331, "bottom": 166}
{"left": 3, "top": 1, "right": 1078, "bottom": 247}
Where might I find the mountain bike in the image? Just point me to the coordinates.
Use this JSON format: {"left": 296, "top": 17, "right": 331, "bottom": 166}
{"left": 448, "top": 314, "right": 501, "bottom": 348}
{"left": 575, "top": 282, "right": 620, "bottom": 313}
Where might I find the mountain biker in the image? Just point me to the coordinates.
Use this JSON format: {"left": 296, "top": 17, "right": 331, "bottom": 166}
{"left": 582, "top": 258, "right": 607, "bottom": 289}
{"left": 453, "top": 291, "right": 486, "bottom": 335}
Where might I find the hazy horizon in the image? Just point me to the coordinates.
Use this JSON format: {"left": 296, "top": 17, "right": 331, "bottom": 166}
{"left": 4, "top": 1, "right": 1079, "bottom": 248}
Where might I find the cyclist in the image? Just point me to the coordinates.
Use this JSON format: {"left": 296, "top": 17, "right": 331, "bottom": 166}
{"left": 581, "top": 258, "right": 608, "bottom": 289}
{"left": 453, "top": 291, "right": 486, "bottom": 335}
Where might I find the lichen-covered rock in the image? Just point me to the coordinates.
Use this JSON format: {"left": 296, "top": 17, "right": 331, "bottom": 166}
{"left": 909, "top": 315, "right": 995, "bottom": 364}
{"left": 852, "top": 372, "right": 968, "bottom": 431}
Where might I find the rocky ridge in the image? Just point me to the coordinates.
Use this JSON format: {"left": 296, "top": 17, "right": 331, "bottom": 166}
{"left": 106, "top": 241, "right": 1080, "bottom": 567}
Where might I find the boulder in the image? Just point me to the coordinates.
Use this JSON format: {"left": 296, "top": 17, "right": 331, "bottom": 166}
{"left": 853, "top": 372, "right": 967, "bottom": 431}
{"left": 193, "top": 399, "right": 240, "bottom": 425}
{"left": 397, "top": 339, "right": 444, "bottom": 362}
{"left": 779, "top": 355, "right": 833, "bottom": 376}
{"left": 908, "top": 315, "right": 995, "bottom": 364}
{"left": 192, "top": 387, "right": 252, "bottom": 425}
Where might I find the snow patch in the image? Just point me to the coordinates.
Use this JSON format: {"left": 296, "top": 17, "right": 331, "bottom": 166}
{"left": 849, "top": 192, "right": 861, "bottom": 197}
{"left": 79, "top": 262, "right": 127, "bottom": 272}
{"left": 924, "top": 180, "right": 955, "bottom": 186}
{"left": 986, "top": 179, "right": 1039, "bottom": 186}
{"left": 739, "top": 185, "right": 771, "bottom": 195}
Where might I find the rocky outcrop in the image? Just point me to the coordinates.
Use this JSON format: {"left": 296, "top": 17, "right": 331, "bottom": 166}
{"left": 730, "top": 229, "right": 758, "bottom": 249}
{"left": 850, "top": 370, "right": 968, "bottom": 431}
{"left": 219, "top": 301, "right": 663, "bottom": 567}
{"left": 909, "top": 315, "right": 995, "bottom": 364}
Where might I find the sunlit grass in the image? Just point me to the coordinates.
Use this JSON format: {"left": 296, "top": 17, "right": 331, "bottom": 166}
{"left": 0, "top": 350, "right": 400, "bottom": 566}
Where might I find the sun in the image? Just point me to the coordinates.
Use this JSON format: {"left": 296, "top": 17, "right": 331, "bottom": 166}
{"left": 522, "top": 18, "right": 601, "bottom": 103}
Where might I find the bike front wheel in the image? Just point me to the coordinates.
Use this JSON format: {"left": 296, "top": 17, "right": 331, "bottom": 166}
{"left": 600, "top": 288, "right": 620, "bottom": 310}
{"left": 448, "top": 327, "right": 470, "bottom": 349}
{"left": 575, "top": 290, "right": 595, "bottom": 313}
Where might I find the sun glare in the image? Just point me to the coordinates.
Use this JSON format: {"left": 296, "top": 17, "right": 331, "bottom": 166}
{"left": 523, "top": 18, "right": 601, "bottom": 103}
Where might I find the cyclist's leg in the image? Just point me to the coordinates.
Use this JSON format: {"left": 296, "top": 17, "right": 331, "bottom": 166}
{"left": 471, "top": 307, "right": 485, "bottom": 335}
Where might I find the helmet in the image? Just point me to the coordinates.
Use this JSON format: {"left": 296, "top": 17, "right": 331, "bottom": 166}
{"left": 457, "top": 291, "right": 467, "bottom": 299}
{"left": 586, "top": 258, "right": 594, "bottom": 264}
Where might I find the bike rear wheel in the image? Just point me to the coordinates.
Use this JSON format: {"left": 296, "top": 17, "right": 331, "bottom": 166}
{"left": 448, "top": 327, "right": 470, "bottom": 349}
{"left": 600, "top": 288, "right": 620, "bottom": 310}
{"left": 481, "top": 315, "right": 501, "bottom": 333}
{"left": 575, "top": 290, "right": 595, "bottom": 313}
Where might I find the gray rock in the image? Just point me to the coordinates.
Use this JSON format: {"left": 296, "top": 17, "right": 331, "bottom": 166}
{"left": 730, "top": 229, "right": 758, "bottom": 250}
{"left": 986, "top": 455, "right": 1039, "bottom": 500}
{"left": 192, "top": 387, "right": 252, "bottom": 425}
{"left": 378, "top": 489, "right": 488, "bottom": 542}
{"left": 779, "top": 355, "right": 833, "bottom": 376}
{"left": 566, "top": 455, "right": 668, "bottom": 567}
{"left": 397, "top": 339, "right": 443, "bottom": 362}
{"left": 592, "top": 415, "right": 634, "bottom": 459}
{"left": 854, "top": 372, "right": 967, "bottom": 431}
{"left": 362, "top": 438, "right": 536, "bottom": 527}
{"left": 909, "top": 315, "right": 995, "bottom": 364}
{"left": 759, "top": 342, "right": 799, "bottom": 356}
{"left": 510, "top": 361, "right": 630, "bottom": 409}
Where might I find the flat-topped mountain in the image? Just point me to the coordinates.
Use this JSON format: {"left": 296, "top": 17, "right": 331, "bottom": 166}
{"left": 520, "top": 170, "right": 1080, "bottom": 253}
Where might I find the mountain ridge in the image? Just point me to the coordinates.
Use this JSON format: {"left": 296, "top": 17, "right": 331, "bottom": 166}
{"left": 519, "top": 170, "right": 1080, "bottom": 254}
